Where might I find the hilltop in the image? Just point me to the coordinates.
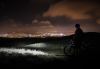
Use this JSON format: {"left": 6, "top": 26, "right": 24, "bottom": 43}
{"left": 0, "top": 32, "right": 100, "bottom": 66}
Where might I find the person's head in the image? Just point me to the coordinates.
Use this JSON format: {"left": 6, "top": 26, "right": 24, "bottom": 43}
{"left": 75, "top": 24, "right": 80, "bottom": 29}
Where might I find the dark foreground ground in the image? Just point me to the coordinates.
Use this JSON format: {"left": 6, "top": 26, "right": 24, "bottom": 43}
{"left": 0, "top": 32, "right": 100, "bottom": 67}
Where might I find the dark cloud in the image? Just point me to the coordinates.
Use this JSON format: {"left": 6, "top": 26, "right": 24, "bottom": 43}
{"left": 41, "top": 0, "right": 100, "bottom": 33}
{"left": 43, "top": 0, "right": 100, "bottom": 20}
{"left": 32, "top": 0, "right": 62, "bottom": 19}
{"left": 0, "top": 0, "right": 61, "bottom": 23}
{"left": 0, "top": 0, "right": 100, "bottom": 35}
{"left": 0, "top": 0, "right": 32, "bottom": 23}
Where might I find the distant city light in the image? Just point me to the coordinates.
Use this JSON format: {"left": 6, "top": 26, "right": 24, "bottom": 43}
{"left": 0, "top": 32, "right": 66, "bottom": 38}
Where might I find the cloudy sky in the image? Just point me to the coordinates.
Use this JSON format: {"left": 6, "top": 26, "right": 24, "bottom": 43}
{"left": 0, "top": 0, "right": 100, "bottom": 35}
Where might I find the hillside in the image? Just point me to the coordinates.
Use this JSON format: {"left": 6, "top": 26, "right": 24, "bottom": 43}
{"left": 0, "top": 32, "right": 100, "bottom": 66}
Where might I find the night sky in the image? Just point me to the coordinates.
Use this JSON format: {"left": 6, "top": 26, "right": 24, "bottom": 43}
{"left": 0, "top": 0, "right": 100, "bottom": 35}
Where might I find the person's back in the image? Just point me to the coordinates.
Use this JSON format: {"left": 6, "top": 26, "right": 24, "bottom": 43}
{"left": 74, "top": 24, "right": 84, "bottom": 52}
{"left": 75, "top": 24, "right": 83, "bottom": 37}
{"left": 75, "top": 28, "right": 83, "bottom": 36}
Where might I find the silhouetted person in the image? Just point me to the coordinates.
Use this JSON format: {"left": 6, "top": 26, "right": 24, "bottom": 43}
{"left": 73, "top": 24, "right": 84, "bottom": 56}
{"left": 75, "top": 24, "right": 83, "bottom": 36}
